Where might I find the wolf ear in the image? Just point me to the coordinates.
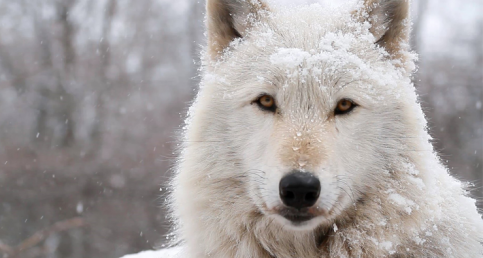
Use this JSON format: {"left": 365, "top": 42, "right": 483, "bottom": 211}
{"left": 206, "top": 0, "right": 268, "bottom": 59}
{"left": 359, "top": 0, "right": 410, "bottom": 58}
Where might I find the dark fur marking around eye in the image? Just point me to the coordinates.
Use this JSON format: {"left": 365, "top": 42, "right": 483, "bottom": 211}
{"left": 254, "top": 94, "right": 277, "bottom": 113}
{"left": 334, "top": 99, "right": 357, "bottom": 115}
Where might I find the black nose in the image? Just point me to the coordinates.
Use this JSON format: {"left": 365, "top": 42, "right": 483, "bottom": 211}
{"left": 279, "top": 171, "right": 321, "bottom": 209}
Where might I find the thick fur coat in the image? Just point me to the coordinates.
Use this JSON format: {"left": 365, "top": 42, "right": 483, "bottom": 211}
{"left": 145, "top": 1, "right": 483, "bottom": 258}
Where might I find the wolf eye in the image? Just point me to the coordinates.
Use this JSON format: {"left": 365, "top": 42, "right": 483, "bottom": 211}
{"left": 255, "top": 94, "right": 276, "bottom": 112}
{"left": 334, "top": 99, "right": 356, "bottom": 115}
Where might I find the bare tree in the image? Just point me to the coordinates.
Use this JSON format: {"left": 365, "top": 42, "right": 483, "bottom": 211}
{"left": 0, "top": 43, "right": 27, "bottom": 94}
{"left": 29, "top": 0, "right": 78, "bottom": 147}
{"left": 91, "top": 0, "right": 117, "bottom": 151}
{"left": 55, "top": 0, "right": 77, "bottom": 147}
{"left": 411, "top": 0, "right": 428, "bottom": 54}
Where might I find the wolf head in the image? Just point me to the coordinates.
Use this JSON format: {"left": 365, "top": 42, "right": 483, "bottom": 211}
{"left": 175, "top": 0, "right": 425, "bottom": 238}
{"left": 171, "top": 2, "right": 483, "bottom": 256}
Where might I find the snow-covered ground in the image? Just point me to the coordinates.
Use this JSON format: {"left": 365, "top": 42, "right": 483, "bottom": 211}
{"left": 121, "top": 247, "right": 183, "bottom": 258}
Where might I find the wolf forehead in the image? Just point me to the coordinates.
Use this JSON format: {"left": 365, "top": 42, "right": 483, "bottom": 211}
{"left": 210, "top": 5, "right": 405, "bottom": 93}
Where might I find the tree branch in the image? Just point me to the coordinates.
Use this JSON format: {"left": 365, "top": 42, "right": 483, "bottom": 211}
{"left": 0, "top": 217, "right": 87, "bottom": 257}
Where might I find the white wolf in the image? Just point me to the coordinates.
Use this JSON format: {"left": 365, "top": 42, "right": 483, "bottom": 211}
{"left": 123, "top": 0, "right": 483, "bottom": 257}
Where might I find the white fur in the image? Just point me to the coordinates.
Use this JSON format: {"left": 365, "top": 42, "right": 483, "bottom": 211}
{"left": 134, "top": 1, "right": 483, "bottom": 258}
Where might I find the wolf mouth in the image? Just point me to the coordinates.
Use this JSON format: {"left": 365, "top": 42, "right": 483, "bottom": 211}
{"left": 282, "top": 213, "right": 314, "bottom": 223}
{"left": 278, "top": 208, "right": 315, "bottom": 223}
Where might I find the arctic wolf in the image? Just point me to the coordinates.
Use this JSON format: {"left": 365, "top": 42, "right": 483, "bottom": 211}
{"left": 146, "top": 0, "right": 483, "bottom": 257}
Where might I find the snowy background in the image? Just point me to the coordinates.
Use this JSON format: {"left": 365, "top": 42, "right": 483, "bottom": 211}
{"left": 0, "top": 0, "right": 481, "bottom": 257}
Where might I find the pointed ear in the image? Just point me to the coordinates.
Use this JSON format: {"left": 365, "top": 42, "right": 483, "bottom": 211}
{"left": 359, "top": 0, "right": 410, "bottom": 58}
{"left": 206, "top": 0, "right": 268, "bottom": 59}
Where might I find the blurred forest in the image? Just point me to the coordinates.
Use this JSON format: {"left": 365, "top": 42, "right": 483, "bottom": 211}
{"left": 0, "top": 0, "right": 481, "bottom": 257}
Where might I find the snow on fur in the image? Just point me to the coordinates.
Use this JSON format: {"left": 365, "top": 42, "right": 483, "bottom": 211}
{"left": 123, "top": 0, "right": 483, "bottom": 257}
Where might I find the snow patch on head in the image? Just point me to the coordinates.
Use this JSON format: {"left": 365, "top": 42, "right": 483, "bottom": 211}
{"left": 270, "top": 48, "right": 311, "bottom": 68}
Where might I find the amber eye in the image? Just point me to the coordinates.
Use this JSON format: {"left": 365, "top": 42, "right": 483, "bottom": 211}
{"left": 334, "top": 99, "right": 356, "bottom": 115}
{"left": 255, "top": 94, "right": 276, "bottom": 112}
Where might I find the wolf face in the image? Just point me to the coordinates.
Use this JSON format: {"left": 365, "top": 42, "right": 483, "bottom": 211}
{"left": 171, "top": 0, "right": 483, "bottom": 257}
{"left": 195, "top": 0, "right": 414, "bottom": 230}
